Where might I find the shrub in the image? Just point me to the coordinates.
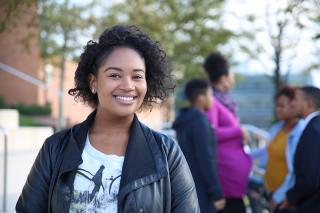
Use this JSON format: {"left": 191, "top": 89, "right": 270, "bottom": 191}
{"left": 0, "top": 97, "right": 9, "bottom": 108}
{"left": 12, "top": 103, "right": 51, "bottom": 115}
{"left": 20, "top": 115, "right": 45, "bottom": 126}
{"left": 0, "top": 96, "right": 51, "bottom": 115}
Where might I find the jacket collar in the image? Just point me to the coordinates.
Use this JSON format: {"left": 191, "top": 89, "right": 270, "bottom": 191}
{"left": 59, "top": 110, "right": 167, "bottom": 195}
{"left": 118, "top": 116, "right": 167, "bottom": 200}
{"left": 59, "top": 111, "right": 95, "bottom": 175}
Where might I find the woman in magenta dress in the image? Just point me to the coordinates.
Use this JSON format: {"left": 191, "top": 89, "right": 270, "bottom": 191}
{"left": 204, "top": 52, "right": 252, "bottom": 213}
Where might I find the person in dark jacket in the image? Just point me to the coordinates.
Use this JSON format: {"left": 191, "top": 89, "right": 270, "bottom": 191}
{"left": 16, "top": 24, "right": 200, "bottom": 213}
{"left": 281, "top": 86, "right": 320, "bottom": 213}
{"left": 173, "top": 79, "right": 225, "bottom": 213}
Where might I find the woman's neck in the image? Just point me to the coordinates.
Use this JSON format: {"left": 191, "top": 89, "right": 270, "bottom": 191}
{"left": 283, "top": 118, "right": 298, "bottom": 132}
{"left": 91, "top": 107, "right": 134, "bottom": 134}
{"left": 88, "top": 108, "right": 133, "bottom": 156}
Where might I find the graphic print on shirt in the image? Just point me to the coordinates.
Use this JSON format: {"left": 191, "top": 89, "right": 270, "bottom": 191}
{"left": 69, "top": 165, "right": 122, "bottom": 213}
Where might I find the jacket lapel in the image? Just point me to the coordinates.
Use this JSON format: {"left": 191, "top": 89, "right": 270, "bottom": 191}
{"left": 54, "top": 111, "right": 167, "bottom": 208}
{"left": 118, "top": 115, "right": 167, "bottom": 200}
{"left": 59, "top": 111, "right": 95, "bottom": 175}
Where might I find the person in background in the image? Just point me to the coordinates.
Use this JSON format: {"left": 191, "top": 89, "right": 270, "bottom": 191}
{"left": 283, "top": 86, "right": 320, "bottom": 213}
{"left": 203, "top": 52, "right": 236, "bottom": 115}
{"left": 204, "top": 52, "right": 252, "bottom": 213}
{"left": 262, "top": 86, "right": 305, "bottom": 212}
{"left": 173, "top": 79, "right": 225, "bottom": 213}
{"left": 16, "top": 24, "right": 200, "bottom": 213}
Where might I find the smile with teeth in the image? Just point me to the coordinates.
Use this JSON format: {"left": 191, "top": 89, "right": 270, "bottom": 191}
{"left": 114, "top": 95, "right": 136, "bottom": 103}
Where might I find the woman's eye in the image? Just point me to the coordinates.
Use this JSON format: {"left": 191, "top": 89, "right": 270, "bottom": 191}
{"left": 133, "top": 75, "right": 144, "bottom": 80}
{"left": 109, "top": 74, "right": 121, "bottom": 78}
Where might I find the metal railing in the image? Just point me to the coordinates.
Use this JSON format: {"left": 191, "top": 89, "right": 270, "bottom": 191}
{"left": 0, "top": 62, "right": 69, "bottom": 99}
{"left": 0, "top": 125, "right": 8, "bottom": 212}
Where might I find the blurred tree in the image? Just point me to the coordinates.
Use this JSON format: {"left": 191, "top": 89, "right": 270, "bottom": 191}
{"left": 236, "top": 0, "right": 312, "bottom": 94}
{"left": 96, "top": 0, "right": 233, "bottom": 82}
{"left": 38, "top": 0, "right": 96, "bottom": 130}
{"left": 1, "top": 0, "right": 96, "bottom": 129}
{"left": 287, "top": 0, "right": 320, "bottom": 77}
{"left": 0, "top": 0, "right": 39, "bottom": 53}
{"left": 0, "top": 0, "right": 36, "bottom": 33}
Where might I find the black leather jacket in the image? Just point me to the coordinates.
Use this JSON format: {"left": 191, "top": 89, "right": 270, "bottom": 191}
{"left": 16, "top": 112, "right": 200, "bottom": 213}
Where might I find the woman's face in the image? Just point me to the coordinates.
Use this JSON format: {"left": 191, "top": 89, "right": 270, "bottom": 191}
{"left": 291, "top": 89, "right": 306, "bottom": 118}
{"left": 203, "top": 88, "right": 213, "bottom": 111}
{"left": 275, "top": 95, "right": 295, "bottom": 120}
{"left": 215, "top": 72, "right": 235, "bottom": 92}
{"left": 90, "top": 47, "right": 147, "bottom": 118}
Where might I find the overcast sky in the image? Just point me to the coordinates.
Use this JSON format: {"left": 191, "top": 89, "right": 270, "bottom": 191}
{"left": 71, "top": 0, "right": 319, "bottom": 84}
{"left": 223, "top": 0, "right": 319, "bottom": 80}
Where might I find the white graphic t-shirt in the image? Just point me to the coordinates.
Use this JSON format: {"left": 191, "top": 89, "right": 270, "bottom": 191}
{"left": 69, "top": 134, "right": 124, "bottom": 213}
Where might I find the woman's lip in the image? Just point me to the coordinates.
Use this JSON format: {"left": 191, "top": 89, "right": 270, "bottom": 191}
{"left": 113, "top": 95, "right": 137, "bottom": 104}
{"left": 113, "top": 95, "right": 137, "bottom": 99}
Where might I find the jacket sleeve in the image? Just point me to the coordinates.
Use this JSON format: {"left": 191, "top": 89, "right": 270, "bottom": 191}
{"left": 16, "top": 138, "right": 54, "bottom": 212}
{"left": 215, "top": 127, "right": 243, "bottom": 142}
{"left": 273, "top": 171, "right": 295, "bottom": 204}
{"left": 206, "top": 99, "right": 243, "bottom": 143}
{"left": 191, "top": 118, "right": 223, "bottom": 201}
{"left": 272, "top": 122, "right": 304, "bottom": 204}
{"left": 287, "top": 124, "right": 320, "bottom": 205}
{"left": 168, "top": 140, "right": 201, "bottom": 213}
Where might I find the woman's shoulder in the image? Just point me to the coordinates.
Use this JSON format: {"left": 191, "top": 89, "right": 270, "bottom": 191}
{"left": 207, "top": 98, "right": 227, "bottom": 114}
{"left": 214, "top": 98, "right": 233, "bottom": 114}
{"left": 267, "top": 121, "right": 284, "bottom": 140}
{"left": 140, "top": 122, "right": 178, "bottom": 151}
{"left": 140, "top": 123, "right": 190, "bottom": 175}
{"left": 269, "top": 121, "right": 284, "bottom": 133}
{"left": 148, "top": 127, "right": 186, "bottom": 163}
{"left": 43, "top": 128, "right": 71, "bottom": 152}
{"left": 144, "top": 124, "right": 175, "bottom": 143}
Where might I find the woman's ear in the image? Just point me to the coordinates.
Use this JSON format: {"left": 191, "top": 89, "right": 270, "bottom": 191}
{"left": 216, "top": 75, "right": 229, "bottom": 92}
{"left": 89, "top": 73, "right": 97, "bottom": 94}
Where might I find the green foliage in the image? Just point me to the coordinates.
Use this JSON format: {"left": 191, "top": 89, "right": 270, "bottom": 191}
{"left": 3, "top": 0, "right": 232, "bottom": 82}
{"left": 38, "top": 0, "right": 98, "bottom": 130}
{"left": 39, "top": 0, "right": 97, "bottom": 63}
{"left": 0, "top": 0, "right": 39, "bottom": 53}
{"left": 0, "top": 97, "right": 9, "bottom": 108}
{"left": 19, "top": 115, "right": 45, "bottom": 126}
{"left": 0, "top": 97, "right": 51, "bottom": 115}
{"left": 236, "top": 0, "right": 317, "bottom": 93}
{"left": 96, "top": 0, "right": 233, "bottom": 82}
{"left": 11, "top": 103, "right": 51, "bottom": 115}
{"left": 311, "top": 5, "right": 320, "bottom": 41}
{"left": 0, "top": 0, "right": 37, "bottom": 32}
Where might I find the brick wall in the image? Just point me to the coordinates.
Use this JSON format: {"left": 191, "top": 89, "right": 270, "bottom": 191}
{"left": 0, "top": 3, "right": 41, "bottom": 105}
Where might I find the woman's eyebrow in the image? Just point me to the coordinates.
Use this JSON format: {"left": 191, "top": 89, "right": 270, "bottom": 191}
{"left": 133, "top": 68, "right": 145, "bottom": 73}
{"left": 104, "top": 67, "right": 145, "bottom": 73}
{"left": 104, "top": 67, "right": 122, "bottom": 72}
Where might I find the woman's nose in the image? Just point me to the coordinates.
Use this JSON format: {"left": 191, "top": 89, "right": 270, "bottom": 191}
{"left": 120, "top": 76, "right": 134, "bottom": 91}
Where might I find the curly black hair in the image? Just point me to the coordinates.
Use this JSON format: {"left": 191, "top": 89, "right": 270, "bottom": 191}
{"left": 68, "top": 24, "right": 175, "bottom": 108}
{"left": 185, "top": 79, "right": 211, "bottom": 104}
{"left": 203, "top": 52, "right": 229, "bottom": 83}
{"left": 275, "top": 86, "right": 297, "bottom": 101}
{"left": 300, "top": 86, "right": 320, "bottom": 109}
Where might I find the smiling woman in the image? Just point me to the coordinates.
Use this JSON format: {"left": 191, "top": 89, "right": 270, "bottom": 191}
{"left": 16, "top": 24, "right": 200, "bottom": 213}
{"left": 89, "top": 47, "right": 148, "bottom": 119}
